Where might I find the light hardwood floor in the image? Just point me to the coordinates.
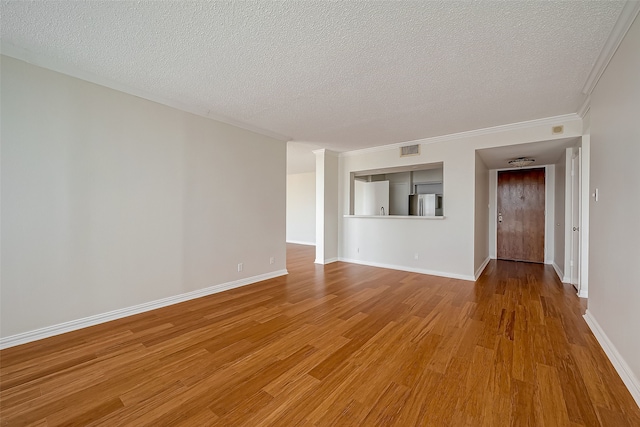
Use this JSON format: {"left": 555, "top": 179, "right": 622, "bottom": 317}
{"left": 1, "top": 244, "right": 639, "bottom": 426}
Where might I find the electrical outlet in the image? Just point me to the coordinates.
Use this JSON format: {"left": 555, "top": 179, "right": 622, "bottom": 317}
{"left": 414, "top": 253, "right": 419, "bottom": 260}
{"left": 237, "top": 263, "right": 243, "bottom": 272}
{"left": 357, "top": 247, "right": 360, "bottom": 253}
{"left": 269, "top": 256, "right": 274, "bottom": 265}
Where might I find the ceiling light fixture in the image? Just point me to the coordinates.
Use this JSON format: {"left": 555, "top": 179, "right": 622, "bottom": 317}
{"left": 508, "top": 157, "right": 535, "bottom": 168}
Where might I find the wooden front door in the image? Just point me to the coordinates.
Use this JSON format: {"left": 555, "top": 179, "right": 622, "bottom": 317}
{"left": 497, "top": 168, "right": 545, "bottom": 263}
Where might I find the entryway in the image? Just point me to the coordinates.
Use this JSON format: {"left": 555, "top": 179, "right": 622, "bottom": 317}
{"left": 497, "top": 168, "right": 546, "bottom": 263}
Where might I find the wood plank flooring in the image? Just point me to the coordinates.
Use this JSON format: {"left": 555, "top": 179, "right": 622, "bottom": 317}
{"left": 1, "top": 244, "right": 639, "bottom": 426}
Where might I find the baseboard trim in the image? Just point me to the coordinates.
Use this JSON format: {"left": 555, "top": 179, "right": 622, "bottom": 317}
{"left": 339, "top": 258, "right": 475, "bottom": 281}
{"left": 474, "top": 257, "right": 491, "bottom": 280}
{"left": 552, "top": 262, "right": 565, "bottom": 283}
{"left": 314, "top": 257, "right": 339, "bottom": 265}
{"left": 0, "top": 269, "right": 288, "bottom": 350}
{"left": 286, "top": 240, "right": 315, "bottom": 246}
{"left": 583, "top": 310, "right": 640, "bottom": 407}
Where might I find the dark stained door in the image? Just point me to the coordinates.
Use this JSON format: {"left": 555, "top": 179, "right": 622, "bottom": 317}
{"left": 497, "top": 168, "right": 545, "bottom": 263}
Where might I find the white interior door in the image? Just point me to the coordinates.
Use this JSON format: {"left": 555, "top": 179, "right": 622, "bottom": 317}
{"left": 570, "top": 148, "right": 581, "bottom": 291}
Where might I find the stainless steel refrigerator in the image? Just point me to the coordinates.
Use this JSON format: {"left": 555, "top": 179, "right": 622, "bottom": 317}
{"left": 409, "top": 194, "right": 436, "bottom": 216}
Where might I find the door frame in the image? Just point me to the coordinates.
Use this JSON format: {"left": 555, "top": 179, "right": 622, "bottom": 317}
{"left": 489, "top": 165, "right": 554, "bottom": 264}
{"left": 569, "top": 148, "right": 582, "bottom": 291}
{"left": 577, "top": 137, "right": 590, "bottom": 298}
{"left": 497, "top": 167, "right": 546, "bottom": 262}
{"left": 563, "top": 141, "right": 590, "bottom": 298}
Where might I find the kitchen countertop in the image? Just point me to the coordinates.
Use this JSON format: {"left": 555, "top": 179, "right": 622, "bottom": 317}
{"left": 343, "top": 215, "right": 445, "bottom": 219}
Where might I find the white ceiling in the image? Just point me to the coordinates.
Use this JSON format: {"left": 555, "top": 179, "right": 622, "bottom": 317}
{"left": 1, "top": 1, "right": 627, "bottom": 154}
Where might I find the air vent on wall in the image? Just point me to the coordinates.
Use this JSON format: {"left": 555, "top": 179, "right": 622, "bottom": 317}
{"left": 400, "top": 144, "right": 420, "bottom": 157}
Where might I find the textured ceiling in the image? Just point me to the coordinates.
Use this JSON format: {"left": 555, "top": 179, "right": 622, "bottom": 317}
{"left": 0, "top": 1, "right": 625, "bottom": 151}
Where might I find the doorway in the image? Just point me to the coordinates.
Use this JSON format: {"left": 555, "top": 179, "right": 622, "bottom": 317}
{"left": 570, "top": 148, "right": 581, "bottom": 291}
{"left": 497, "top": 168, "right": 545, "bottom": 262}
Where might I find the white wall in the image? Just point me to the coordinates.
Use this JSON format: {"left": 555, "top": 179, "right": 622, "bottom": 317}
{"left": 412, "top": 168, "right": 443, "bottom": 183}
{"left": 0, "top": 56, "right": 287, "bottom": 339}
{"left": 341, "top": 142, "right": 475, "bottom": 279}
{"left": 587, "top": 14, "right": 640, "bottom": 401}
{"left": 474, "top": 152, "right": 489, "bottom": 276}
{"left": 553, "top": 150, "right": 566, "bottom": 280}
{"left": 339, "top": 116, "right": 582, "bottom": 280}
{"left": 286, "top": 172, "right": 315, "bottom": 245}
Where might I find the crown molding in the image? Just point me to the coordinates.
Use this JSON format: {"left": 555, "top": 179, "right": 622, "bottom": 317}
{"left": 582, "top": 0, "right": 640, "bottom": 95}
{"left": 0, "top": 42, "right": 291, "bottom": 142}
{"left": 577, "top": 95, "right": 591, "bottom": 118}
{"left": 340, "top": 113, "right": 581, "bottom": 157}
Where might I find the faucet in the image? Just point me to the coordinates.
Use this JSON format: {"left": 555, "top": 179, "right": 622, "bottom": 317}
{"left": 380, "top": 207, "right": 385, "bottom": 216}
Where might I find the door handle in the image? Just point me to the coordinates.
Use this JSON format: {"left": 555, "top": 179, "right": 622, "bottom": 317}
{"left": 573, "top": 226, "right": 579, "bottom": 231}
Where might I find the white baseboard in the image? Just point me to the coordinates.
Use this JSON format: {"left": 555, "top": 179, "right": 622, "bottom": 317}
{"left": 0, "top": 269, "right": 288, "bottom": 350}
{"left": 551, "top": 263, "right": 574, "bottom": 288}
{"left": 339, "top": 258, "right": 475, "bottom": 282}
{"left": 583, "top": 310, "right": 640, "bottom": 407}
{"left": 552, "top": 262, "right": 565, "bottom": 283}
{"left": 314, "top": 257, "right": 339, "bottom": 265}
{"left": 474, "top": 257, "right": 491, "bottom": 280}
{"left": 286, "top": 240, "right": 315, "bottom": 246}
{"left": 577, "top": 289, "right": 588, "bottom": 298}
